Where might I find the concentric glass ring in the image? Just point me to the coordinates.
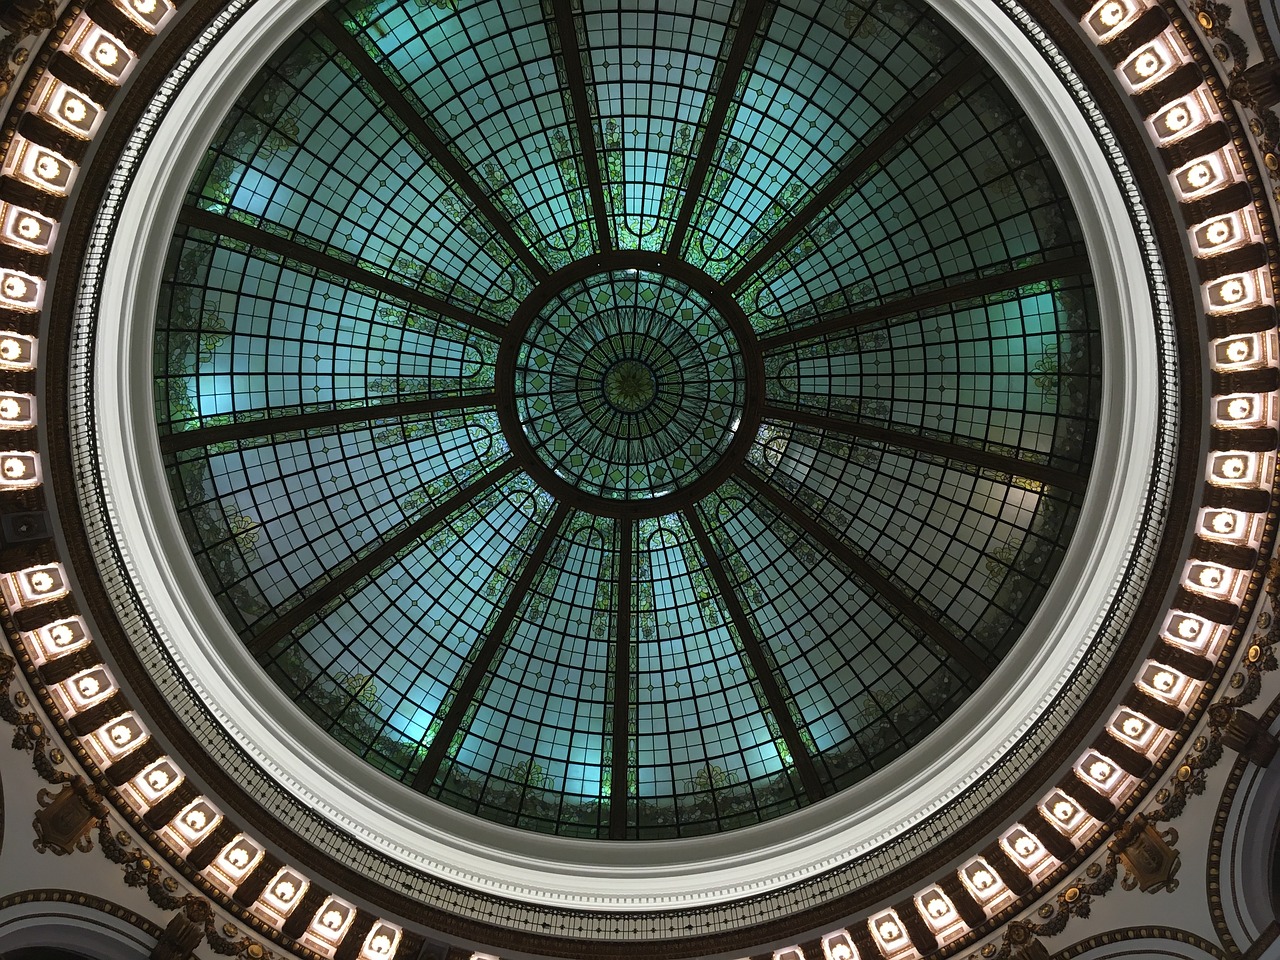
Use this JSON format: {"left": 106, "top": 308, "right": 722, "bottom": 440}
{"left": 511, "top": 269, "right": 746, "bottom": 503}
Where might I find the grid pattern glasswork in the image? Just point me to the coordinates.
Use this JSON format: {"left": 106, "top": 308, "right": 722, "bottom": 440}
{"left": 153, "top": 0, "right": 1103, "bottom": 839}
{"left": 514, "top": 270, "right": 745, "bottom": 500}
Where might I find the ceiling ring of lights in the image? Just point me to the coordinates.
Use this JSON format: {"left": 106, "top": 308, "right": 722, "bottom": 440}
{"left": 64, "top": 0, "right": 1172, "bottom": 926}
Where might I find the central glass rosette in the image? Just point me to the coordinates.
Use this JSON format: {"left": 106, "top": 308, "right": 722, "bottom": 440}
{"left": 508, "top": 268, "right": 749, "bottom": 505}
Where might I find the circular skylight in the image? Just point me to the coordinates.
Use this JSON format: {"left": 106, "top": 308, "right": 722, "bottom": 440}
{"left": 153, "top": 0, "right": 1101, "bottom": 840}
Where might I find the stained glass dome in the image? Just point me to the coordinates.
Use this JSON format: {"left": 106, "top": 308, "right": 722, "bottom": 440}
{"left": 154, "top": 0, "right": 1100, "bottom": 840}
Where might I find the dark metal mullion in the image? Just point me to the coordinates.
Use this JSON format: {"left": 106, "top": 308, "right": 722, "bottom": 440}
{"left": 609, "top": 517, "right": 633, "bottom": 838}
{"left": 177, "top": 205, "right": 505, "bottom": 338}
{"left": 682, "top": 506, "right": 826, "bottom": 802}
{"left": 757, "top": 256, "right": 1091, "bottom": 351}
{"left": 550, "top": 0, "right": 614, "bottom": 253}
{"left": 735, "top": 464, "right": 990, "bottom": 682}
{"left": 665, "top": 0, "right": 772, "bottom": 258}
{"left": 761, "top": 405, "right": 1088, "bottom": 495}
{"left": 724, "top": 54, "right": 979, "bottom": 293}
{"left": 314, "top": 11, "right": 549, "bottom": 282}
{"left": 248, "top": 458, "right": 519, "bottom": 655}
{"left": 160, "top": 392, "right": 498, "bottom": 453}
{"left": 412, "top": 501, "right": 575, "bottom": 791}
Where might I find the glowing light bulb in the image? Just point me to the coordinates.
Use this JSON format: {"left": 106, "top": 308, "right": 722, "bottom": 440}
{"left": 3, "top": 276, "right": 28, "bottom": 299}
{"left": 274, "top": 880, "right": 296, "bottom": 902}
{"left": 4, "top": 457, "right": 28, "bottom": 478}
{"left": 1218, "top": 457, "right": 1247, "bottom": 479}
{"left": 1153, "top": 670, "right": 1176, "bottom": 691}
{"left": 61, "top": 98, "right": 87, "bottom": 123}
{"left": 147, "top": 769, "right": 169, "bottom": 790}
{"left": 971, "top": 869, "right": 994, "bottom": 889}
{"left": 1197, "top": 567, "right": 1223, "bottom": 588}
{"left": 109, "top": 724, "right": 133, "bottom": 745}
{"left": 1099, "top": 0, "right": 1126, "bottom": 25}
{"left": 1163, "top": 105, "right": 1191, "bottom": 132}
{"left": 1218, "top": 279, "right": 1246, "bottom": 303}
{"left": 76, "top": 675, "right": 100, "bottom": 698}
{"left": 226, "top": 847, "right": 251, "bottom": 869}
{"left": 926, "top": 897, "right": 948, "bottom": 918}
{"left": 35, "top": 155, "right": 61, "bottom": 182}
{"left": 1205, "top": 220, "right": 1232, "bottom": 245}
{"left": 1014, "top": 835, "right": 1038, "bottom": 857}
{"left": 1210, "top": 512, "right": 1235, "bottom": 534}
{"left": 1088, "top": 760, "right": 1112, "bottom": 781}
{"left": 1133, "top": 51, "right": 1162, "bottom": 77}
{"left": 1052, "top": 800, "right": 1075, "bottom": 821}
{"left": 185, "top": 809, "right": 207, "bottom": 831}
{"left": 29, "top": 571, "right": 54, "bottom": 592}
{"left": 50, "top": 624, "right": 75, "bottom": 646}
{"left": 94, "top": 42, "right": 120, "bottom": 67}
{"left": 1122, "top": 716, "right": 1146, "bottom": 738}
{"left": 878, "top": 920, "right": 901, "bottom": 941}
{"left": 322, "top": 909, "right": 344, "bottom": 930}
{"left": 0, "top": 340, "right": 21, "bottom": 361}
{"left": 1186, "top": 163, "right": 1213, "bottom": 187}
{"left": 16, "top": 216, "right": 41, "bottom": 240}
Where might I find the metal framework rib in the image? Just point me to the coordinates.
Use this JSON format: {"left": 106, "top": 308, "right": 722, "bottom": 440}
{"left": 609, "top": 517, "right": 633, "bottom": 838}
{"left": 178, "top": 205, "right": 505, "bottom": 338}
{"left": 758, "top": 256, "right": 1091, "bottom": 351}
{"left": 314, "top": 11, "right": 549, "bottom": 282}
{"left": 761, "top": 405, "right": 1088, "bottom": 495}
{"left": 683, "top": 506, "right": 826, "bottom": 802}
{"left": 549, "top": 0, "right": 614, "bottom": 254}
{"left": 665, "top": 0, "right": 771, "bottom": 258}
{"left": 735, "top": 465, "right": 990, "bottom": 681}
{"left": 160, "top": 393, "right": 497, "bottom": 454}
{"left": 248, "top": 459, "right": 518, "bottom": 655}
{"left": 412, "top": 501, "right": 574, "bottom": 792}
{"left": 723, "top": 54, "right": 978, "bottom": 293}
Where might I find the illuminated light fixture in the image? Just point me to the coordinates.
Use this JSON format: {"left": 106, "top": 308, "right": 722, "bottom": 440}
{"left": 1139, "top": 661, "right": 1189, "bottom": 703}
{"left": 0, "top": 451, "right": 41, "bottom": 490}
{"left": 1171, "top": 150, "right": 1244, "bottom": 201}
{"left": 133, "top": 759, "right": 182, "bottom": 803}
{"left": 1041, "top": 791, "right": 1086, "bottom": 834}
{"left": 0, "top": 269, "right": 43, "bottom": 312}
{"left": 1149, "top": 91, "right": 1218, "bottom": 145}
{"left": 1207, "top": 272, "right": 1270, "bottom": 314}
{"left": 1210, "top": 451, "right": 1260, "bottom": 485}
{"left": 25, "top": 617, "right": 92, "bottom": 663}
{"left": 917, "top": 887, "right": 960, "bottom": 935}
{"left": 209, "top": 836, "right": 264, "bottom": 887}
{"left": 1186, "top": 560, "right": 1237, "bottom": 598}
{"left": 1202, "top": 508, "right": 1243, "bottom": 538}
{"left": 307, "top": 897, "right": 356, "bottom": 947}
{"left": 1119, "top": 39, "right": 1175, "bottom": 89}
{"left": 166, "top": 799, "right": 221, "bottom": 846}
{"left": 1001, "top": 826, "right": 1051, "bottom": 871}
{"left": 0, "top": 333, "right": 36, "bottom": 371}
{"left": 822, "top": 931, "right": 858, "bottom": 960}
{"left": 1196, "top": 215, "right": 1240, "bottom": 252}
{"left": 83, "top": 713, "right": 149, "bottom": 767}
{"left": 1083, "top": 0, "right": 1141, "bottom": 40}
{"left": 0, "top": 562, "right": 68, "bottom": 608}
{"left": 961, "top": 858, "right": 1005, "bottom": 903}
{"left": 470, "top": 954, "right": 500, "bottom": 960}
{"left": 112, "top": 0, "right": 176, "bottom": 32}
{"left": 3, "top": 138, "right": 77, "bottom": 195}
{"left": 360, "top": 923, "right": 402, "bottom": 960}
{"left": 0, "top": 203, "right": 56, "bottom": 253}
{"left": 31, "top": 77, "right": 104, "bottom": 138}
{"left": 63, "top": 16, "right": 135, "bottom": 83}
{"left": 774, "top": 946, "right": 805, "bottom": 960}
{"left": 0, "top": 392, "right": 36, "bottom": 428}
{"left": 58, "top": 666, "right": 116, "bottom": 713}
{"left": 256, "top": 867, "right": 310, "bottom": 924}
{"left": 870, "top": 910, "right": 912, "bottom": 956}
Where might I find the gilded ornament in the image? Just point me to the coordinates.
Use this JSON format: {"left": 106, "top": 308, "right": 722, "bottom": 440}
{"left": 1038, "top": 904, "right": 1053, "bottom": 918}
{"left": 982, "top": 946, "right": 997, "bottom": 957}
{"left": 1230, "top": 672, "right": 1245, "bottom": 688}
{"left": 1249, "top": 643, "right": 1262, "bottom": 661}
{"left": 1177, "top": 764, "right": 1192, "bottom": 781}
{"left": 1063, "top": 886, "right": 1080, "bottom": 902}
{"left": 1110, "top": 814, "right": 1181, "bottom": 893}
{"left": 1196, "top": 10, "right": 1214, "bottom": 28}
{"left": 14, "top": 690, "right": 28, "bottom": 706}
{"left": 1213, "top": 43, "right": 1229, "bottom": 60}
{"left": 1194, "top": 736, "right": 1208, "bottom": 751}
